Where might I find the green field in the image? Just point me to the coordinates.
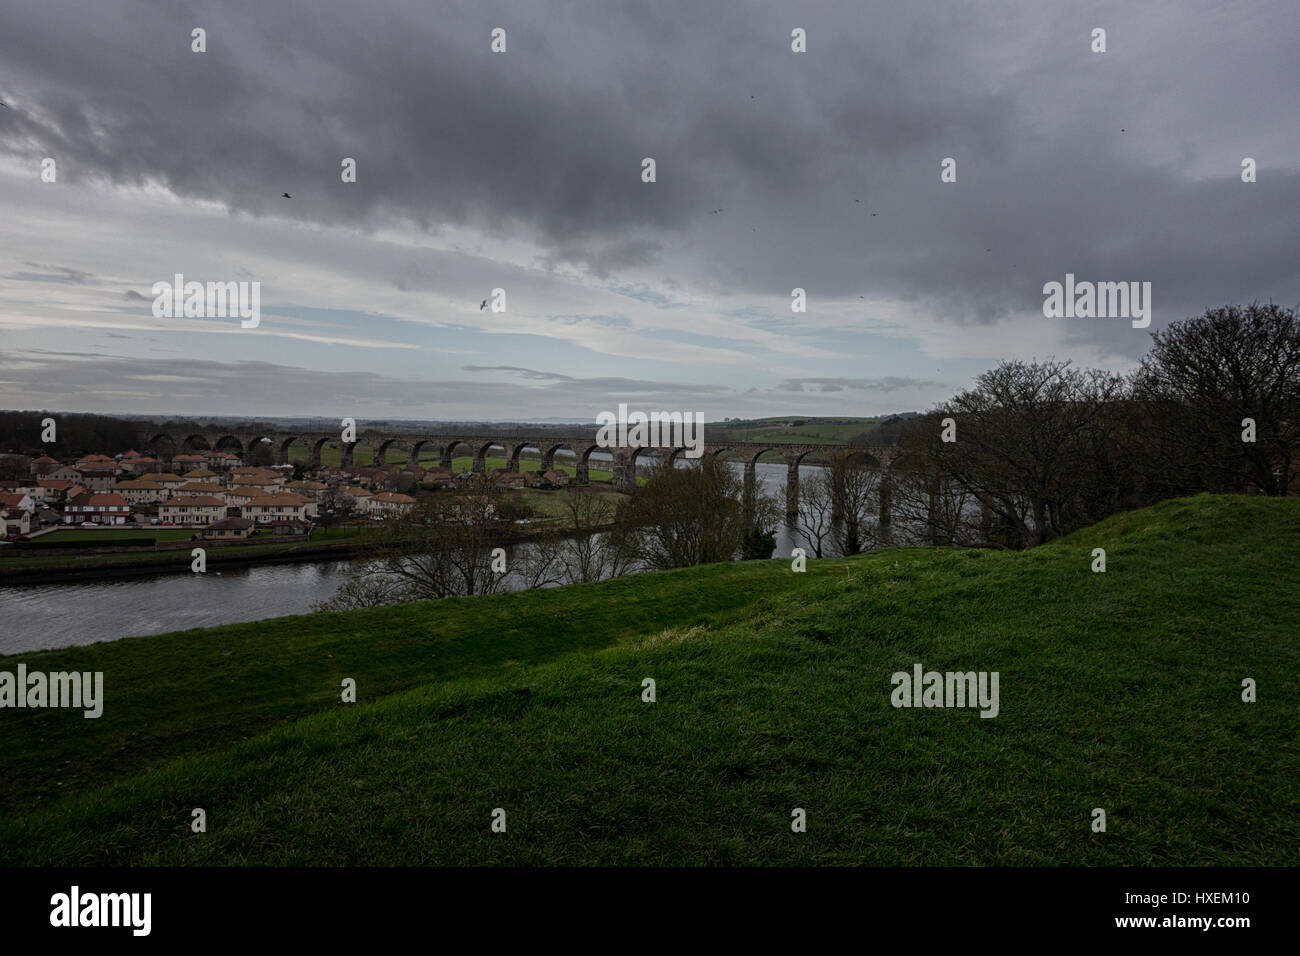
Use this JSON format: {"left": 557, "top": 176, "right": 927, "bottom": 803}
{"left": 1, "top": 495, "right": 1295, "bottom": 865}
{"left": 511, "top": 484, "right": 628, "bottom": 519}
{"left": 713, "top": 416, "right": 883, "bottom": 445}
{"left": 19, "top": 528, "right": 197, "bottom": 546}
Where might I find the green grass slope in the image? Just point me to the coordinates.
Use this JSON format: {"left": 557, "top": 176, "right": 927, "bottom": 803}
{"left": 1, "top": 495, "right": 1296, "bottom": 865}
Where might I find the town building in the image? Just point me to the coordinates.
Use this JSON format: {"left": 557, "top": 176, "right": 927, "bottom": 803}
{"left": 199, "top": 516, "right": 255, "bottom": 540}
{"left": 158, "top": 496, "right": 227, "bottom": 526}
{"left": 241, "top": 492, "right": 317, "bottom": 524}
{"left": 111, "top": 479, "right": 167, "bottom": 505}
{"left": 2, "top": 508, "right": 31, "bottom": 537}
{"left": 74, "top": 468, "right": 118, "bottom": 492}
{"left": 366, "top": 492, "right": 417, "bottom": 516}
{"left": 63, "top": 492, "right": 131, "bottom": 525}
{"left": 29, "top": 455, "right": 60, "bottom": 476}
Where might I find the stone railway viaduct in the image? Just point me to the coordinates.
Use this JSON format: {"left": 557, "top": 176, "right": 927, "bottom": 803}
{"left": 138, "top": 424, "right": 904, "bottom": 534}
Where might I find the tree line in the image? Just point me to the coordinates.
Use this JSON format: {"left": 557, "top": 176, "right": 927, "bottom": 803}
{"left": 318, "top": 301, "right": 1298, "bottom": 607}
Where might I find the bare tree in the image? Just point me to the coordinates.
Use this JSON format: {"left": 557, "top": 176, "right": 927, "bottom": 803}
{"left": 887, "top": 467, "right": 981, "bottom": 547}
{"left": 829, "top": 456, "right": 880, "bottom": 555}
{"left": 930, "top": 359, "right": 1127, "bottom": 548}
{"left": 313, "top": 571, "right": 407, "bottom": 611}
{"left": 793, "top": 470, "right": 835, "bottom": 557}
{"left": 347, "top": 476, "right": 514, "bottom": 600}
{"left": 616, "top": 458, "right": 774, "bottom": 569}
{"left": 508, "top": 531, "right": 567, "bottom": 590}
{"left": 1132, "top": 303, "right": 1300, "bottom": 497}
{"left": 556, "top": 486, "right": 637, "bottom": 583}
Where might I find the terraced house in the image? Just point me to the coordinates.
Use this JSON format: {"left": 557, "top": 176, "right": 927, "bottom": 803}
{"left": 158, "top": 495, "right": 226, "bottom": 526}
{"left": 241, "top": 492, "right": 316, "bottom": 524}
{"left": 112, "top": 479, "right": 167, "bottom": 505}
{"left": 175, "top": 481, "right": 229, "bottom": 501}
{"left": 365, "top": 492, "right": 417, "bottom": 516}
{"left": 63, "top": 492, "right": 130, "bottom": 525}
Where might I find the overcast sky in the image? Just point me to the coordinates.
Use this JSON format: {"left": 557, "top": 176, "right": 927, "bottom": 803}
{"left": 1, "top": 0, "right": 1297, "bottom": 422}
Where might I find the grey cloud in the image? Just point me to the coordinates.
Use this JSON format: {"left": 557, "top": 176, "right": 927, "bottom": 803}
{"left": 0, "top": 0, "right": 1296, "bottom": 405}
{"left": 779, "top": 376, "right": 946, "bottom": 393}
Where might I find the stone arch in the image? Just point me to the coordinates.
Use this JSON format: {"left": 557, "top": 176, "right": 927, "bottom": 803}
{"left": 659, "top": 447, "right": 690, "bottom": 467}
{"left": 276, "top": 434, "right": 304, "bottom": 465}
{"left": 342, "top": 441, "right": 372, "bottom": 469}
{"left": 146, "top": 433, "right": 176, "bottom": 458}
{"left": 509, "top": 441, "right": 545, "bottom": 475}
{"left": 211, "top": 434, "right": 245, "bottom": 456}
{"left": 279, "top": 434, "right": 313, "bottom": 468}
{"left": 243, "top": 434, "right": 278, "bottom": 467}
{"left": 741, "top": 446, "right": 786, "bottom": 497}
{"left": 375, "top": 438, "right": 405, "bottom": 467}
{"left": 181, "top": 433, "right": 212, "bottom": 451}
{"left": 745, "top": 446, "right": 785, "bottom": 468}
{"left": 311, "top": 436, "right": 339, "bottom": 469}
{"left": 540, "top": 442, "right": 577, "bottom": 475}
{"left": 576, "top": 444, "right": 606, "bottom": 484}
{"left": 473, "top": 441, "right": 507, "bottom": 475}
{"left": 440, "top": 438, "right": 474, "bottom": 471}
{"left": 409, "top": 438, "right": 440, "bottom": 469}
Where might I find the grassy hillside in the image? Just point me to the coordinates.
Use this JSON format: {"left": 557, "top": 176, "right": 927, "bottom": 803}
{"left": 1, "top": 495, "right": 1296, "bottom": 865}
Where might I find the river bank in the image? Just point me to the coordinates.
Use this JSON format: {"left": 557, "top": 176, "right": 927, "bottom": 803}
{"left": 0, "top": 534, "right": 364, "bottom": 583}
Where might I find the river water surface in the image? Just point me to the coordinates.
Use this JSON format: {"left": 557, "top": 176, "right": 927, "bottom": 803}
{"left": 0, "top": 460, "right": 858, "bottom": 653}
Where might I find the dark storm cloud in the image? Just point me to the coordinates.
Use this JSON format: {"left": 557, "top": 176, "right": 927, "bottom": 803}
{"left": 1, "top": 0, "right": 1297, "bottom": 363}
{"left": 0, "top": 3, "right": 1032, "bottom": 258}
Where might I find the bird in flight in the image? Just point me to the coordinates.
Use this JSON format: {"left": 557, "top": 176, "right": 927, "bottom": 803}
{"left": 855, "top": 199, "right": 861, "bottom": 203}
{"left": 479, "top": 299, "right": 487, "bottom": 310}
{"left": 710, "top": 208, "right": 723, "bottom": 214}
{"left": 282, "top": 192, "right": 292, "bottom": 199}
{"left": 0, "top": 101, "right": 10, "bottom": 110}
{"left": 1120, "top": 128, "right": 1126, "bottom": 133}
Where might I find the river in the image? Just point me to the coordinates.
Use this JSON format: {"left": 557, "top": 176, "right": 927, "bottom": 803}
{"left": 0, "top": 459, "right": 870, "bottom": 653}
